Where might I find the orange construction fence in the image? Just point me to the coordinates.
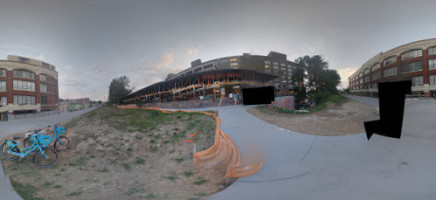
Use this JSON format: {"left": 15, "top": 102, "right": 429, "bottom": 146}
{"left": 116, "top": 105, "right": 264, "bottom": 178}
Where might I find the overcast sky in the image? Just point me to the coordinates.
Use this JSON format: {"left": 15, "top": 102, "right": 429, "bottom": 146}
{"left": 1, "top": 0, "right": 436, "bottom": 101}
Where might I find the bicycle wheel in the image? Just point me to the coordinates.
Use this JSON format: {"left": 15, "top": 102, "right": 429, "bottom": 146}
{"left": 54, "top": 136, "right": 70, "bottom": 151}
{"left": 23, "top": 137, "right": 34, "bottom": 148}
{"left": 33, "top": 147, "right": 58, "bottom": 168}
{"left": 0, "top": 143, "right": 20, "bottom": 161}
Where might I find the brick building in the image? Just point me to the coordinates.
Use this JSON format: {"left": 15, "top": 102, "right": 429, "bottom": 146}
{"left": 0, "top": 55, "right": 59, "bottom": 119}
{"left": 349, "top": 38, "right": 436, "bottom": 97}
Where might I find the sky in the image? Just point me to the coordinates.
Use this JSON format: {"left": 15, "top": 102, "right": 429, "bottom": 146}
{"left": 1, "top": 0, "right": 436, "bottom": 101}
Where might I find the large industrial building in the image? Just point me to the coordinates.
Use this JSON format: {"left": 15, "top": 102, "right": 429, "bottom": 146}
{"left": 0, "top": 55, "right": 59, "bottom": 119}
{"left": 349, "top": 38, "right": 436, "bottom": 97}
{"left": 125, "top": 51, "right": 296, "bottom": 103}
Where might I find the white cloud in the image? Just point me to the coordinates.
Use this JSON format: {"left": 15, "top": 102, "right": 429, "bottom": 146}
{"left": 64, "top": 65, "right": 73, "bottom": 70}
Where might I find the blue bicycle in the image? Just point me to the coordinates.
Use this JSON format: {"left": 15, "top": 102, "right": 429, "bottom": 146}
{"left": 23, "top": 124, "right": 69, "bottom": 151}
{"left": 0, "top": 134, "right": 58, "bottom": 168}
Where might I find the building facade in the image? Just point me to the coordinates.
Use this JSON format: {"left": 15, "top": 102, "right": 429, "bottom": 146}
{"left": 126, "top": 51, "right": 296, "bottom": 103}
{"left": 349, "top": 38, "right": 436, "bottom": 97}
{"left": 0, "top": 55, "right": 59, "bottom": 118}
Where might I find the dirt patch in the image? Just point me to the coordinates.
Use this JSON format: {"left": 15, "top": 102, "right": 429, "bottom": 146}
{"left": 2, "top": 106, "right": 232, "bottom": 200}
{"left": 247, "top": 100, "right": 379, "bottom": 136}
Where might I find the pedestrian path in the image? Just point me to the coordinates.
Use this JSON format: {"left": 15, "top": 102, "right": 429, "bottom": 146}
{"left": 207, "top": 101, "right": 436, "bottom": 199}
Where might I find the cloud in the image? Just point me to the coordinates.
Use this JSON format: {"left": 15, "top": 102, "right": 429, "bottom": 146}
{"left": 90, "top": 63, "right": 108, "bottom": 78}
{"left": 337, "top": 67, "right": 359, "bottom": 89}
{"left": 186, "top": 48, "right": 199, "bottom": 56}
{"left": 64, "top": 65, "right": 73, "bottom": 70}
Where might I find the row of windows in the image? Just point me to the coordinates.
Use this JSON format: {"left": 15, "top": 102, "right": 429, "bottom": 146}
{"left": 0, "top": 69, "right": 6, "bottom": 77}
{"left": 353, "top": 59, "right": 436, "bottom": 80}
{"left": 13, "top": 70, "right": 35, "bottom": 79}
{"left": 13, "top": 80, "right": 35, "bottom": 91}
{"left": 401, "top": 49, "right": 422, "bottom": 60}
{"left": 372, "top": 72, "right": 381, "bottom": 80}
{"left": 14, "top": 95, "right": 35, "bottom": 105}
{"left": 371, "top": 63, "right": 381, "bottom": 71}
{"left": 383, "top": 67, "right": 397, "bottom": 77}
{"left": 401, "top": 61, "right": 423, "bottom": 73}
{"left": 429, "top": 47, "right": 436, "bottom": 55}
{"left": 0, "top": 96, "right": 51, "bottom": 106}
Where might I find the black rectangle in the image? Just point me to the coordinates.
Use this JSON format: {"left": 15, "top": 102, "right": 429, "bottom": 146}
{"left": 242, "top": 86, "right": 275, "bottom": 105}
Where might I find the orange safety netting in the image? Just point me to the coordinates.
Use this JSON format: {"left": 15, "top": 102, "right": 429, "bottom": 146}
{"left": 116, "top": 105, "right": 264, "bottom": 178}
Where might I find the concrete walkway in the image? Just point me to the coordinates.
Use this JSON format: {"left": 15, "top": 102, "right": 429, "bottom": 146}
{"left": 207, "top": 98, "right": 436, "bottom": 199}
{"left": 0, "top": 107, "right": 96, "bottom": 200}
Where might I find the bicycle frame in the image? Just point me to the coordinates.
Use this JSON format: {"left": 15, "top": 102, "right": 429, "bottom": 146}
{"left": 5, "top": 137, "right": 50, "bottom": 159}
{"left": 29, "top": 125, "right": 66, "bottom": 147}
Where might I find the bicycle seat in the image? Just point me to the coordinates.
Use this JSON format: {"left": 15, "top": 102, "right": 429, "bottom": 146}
{"left": 12, "top": 136, "right": 21, "bottom": 140}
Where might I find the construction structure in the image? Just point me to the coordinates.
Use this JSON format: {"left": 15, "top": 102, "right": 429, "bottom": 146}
{"left": 125, "top": 51, "right": 296, "bottom": 104}
{"left": 0, "top": 55, "right": 59, "bottom": 120}
{"left": 349, "top": 38, "right": 436, "bottom": 97}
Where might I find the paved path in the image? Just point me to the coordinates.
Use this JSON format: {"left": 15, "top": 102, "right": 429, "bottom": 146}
{"left": 346, "top": 95, "right": 379, "bottom": 107}
{"left": 0, "top": 107, "right": 96, "bottom": 200}
{"left": 206, "top": 98, "right": 436, "bottom": 199}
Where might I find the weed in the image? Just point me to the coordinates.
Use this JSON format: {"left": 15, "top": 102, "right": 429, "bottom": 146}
{"left": 122, "top": 163, "right": 131, "bottom": 171}
{"left": 66, "top": 190, "right": 82, "bottom": 197}
{"left": 127, "top": 147, "right": 133, "bottom": 152}
{"left": 145, "top": 193, "right": 156, "bottom": 199}
{"left": 173, "top": 157, "right": 184, "bottom": 163}
{"left": 125, "top": 187, "right": 145, "bottom": 196}
{"left": 136, "top": 157, "right": 145, "bottom": 164}
{"left": 53, "top": 185, "right": 62, "bottom": 188}
{"left": 166, "top": 175, "right": 179, "bottom": 181}
{"left": 98, "top": 168, "right": 110, "bottom": 173}
{"left": 184, "top": 171, "right": 193, "bottom": 177}
{"left": 195, "top": 193, "right": 207, "bottom": 197}
{"left": 193, "top": 177, "right": 209, "bottom": 185}
{"left": 135, "top": 135, "right": 143, "bottom": 140}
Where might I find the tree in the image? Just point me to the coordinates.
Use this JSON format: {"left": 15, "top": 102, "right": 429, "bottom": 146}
{"left": 292, "top": 58, "right": 307, "bottom": 105}
{"left": 294, "top": 55, "right": 340, "bottom": 94}
{"left": 108, "top": 76, "right": 132, "bottom": 104}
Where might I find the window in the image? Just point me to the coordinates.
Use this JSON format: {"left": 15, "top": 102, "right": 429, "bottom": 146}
{"left": 383, "top": 56, "right": 397, "bottom": 66}
{"left": 203, "top": 64, "right": 213, "bottom": 70}
{"left": 230, "top": 62, "right": 238, "bottom": 67}
{"left": 0, "top": 97, "right": 6, "bottom": 106}
{"left": 13, "top": 80, "right": 35, "bottom": 91}
{"left": 42, "top": 62, "right": 50, "bottom": 68}
{"left": 40, "top": 74, "right": 46, "bottom": 81}
{"left": 14, "top": 95, "right": 35, "bottom": 105}
{"left": 40, "top": 84, "right": 47, "bottom": 93}
{"left": 194, "top": 67, "right": 202, "bottom": 73}
{"left": 264, "top": 61, "right": 271, "bottom": 65}
{"left": 18, "top": 57, "right": 29, "bottom": 63}
{"left": 13, "top": 70, "right": 35, "bottom": 79}
{"left": 371, "top": 63, "right": 381, "bottom": 71}
{"left": 272, "top": 65, "right": 279, "bottom": 69}
{"left": 401, "top": 61, "right": 423, "bottom": 73}
{"left": 383, "top": 67, "right": 397, "bottom": 77}
{"left": 412, "top": 76, "right": 423, "bottom": 86}
{"left": 372, "top": 72, "right": 381, "bottom": 80}
{"left": 273, "top": 62, "right": 278, "bottom": 65}
{"left": 429, "top": 59, "right": 436, "bottom": 70}
{"left": 41, "top": 96, "right": 48, "bottom": 105}
{"left": 364, "top": 69, "right": 370, "bottom": 75}
{"left": 360, "top": 79, "right": 363, "bottom": 84}
{"left": 429, "top": 46, "right": 436, "bottom": 55}
{"left": 364, "top": 76, "right": 370, "bottom": 83}
{"left": 0, "top": 81, "right": 6, "bottom": 92}
{"left": 229, "top": 58, "right": 237, "bottom": 62}
{"left": 0, "top": 69, "right": 6, "bottom": 77}
{"left": 372, "top": 83, "right": 378, "bottom": 89}
{"left": 401, "top": 49, "right": 422, "bottom": 60}
{"left": 430, "top": 75, "right": 436, "bottom": 85}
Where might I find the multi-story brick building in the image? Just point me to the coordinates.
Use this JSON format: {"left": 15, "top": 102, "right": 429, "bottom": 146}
{"left": 349, "top": 38, "right": 436, "bottom": 97}
{"left": 0, "top": 55, "right": 59, "bottom": 119}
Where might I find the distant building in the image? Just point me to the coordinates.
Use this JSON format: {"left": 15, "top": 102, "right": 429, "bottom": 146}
{"left": 125, "top": 51, "right": 296, "bottom": 103}
{"left": 0, "top": 55, "right": 59, "bottom": 118}
{"left": 349, "top": 38, "right": 436, "bottom": 97}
